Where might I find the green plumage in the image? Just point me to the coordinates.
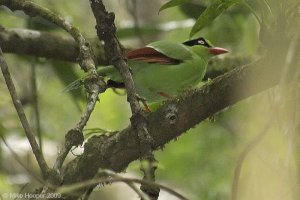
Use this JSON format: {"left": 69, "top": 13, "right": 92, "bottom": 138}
{"left": 65, "top": 38, "right": 228, "bottom": 108}
{"left": 147, "top": 41, "right": 193, "bottom": 61}
{"left": 98, "top": 50, "right": 208, "bottom": 102}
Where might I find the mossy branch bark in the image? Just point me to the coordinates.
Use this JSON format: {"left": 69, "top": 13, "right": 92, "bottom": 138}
{"left": 61, "top": 50, "right": 284, "bottom": 198}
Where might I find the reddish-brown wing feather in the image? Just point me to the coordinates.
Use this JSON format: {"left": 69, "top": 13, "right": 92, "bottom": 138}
{"left": 126, "top": 47, "right": 180, "bottom": 65}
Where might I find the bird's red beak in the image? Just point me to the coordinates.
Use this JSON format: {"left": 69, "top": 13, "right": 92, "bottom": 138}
{"left": 209, "top": 47, "right": 229, "bottom": 55}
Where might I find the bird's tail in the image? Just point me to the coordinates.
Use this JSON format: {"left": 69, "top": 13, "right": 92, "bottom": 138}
{"left": 62, "top": 66, "right": 114, "bottom": 92}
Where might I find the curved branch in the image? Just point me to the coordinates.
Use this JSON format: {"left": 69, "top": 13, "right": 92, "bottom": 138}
{"left": 0, "top": 0, "right": 107, "bottom": 178}
{"left": 60, "top": 173, "right": 188, "bottom": 200}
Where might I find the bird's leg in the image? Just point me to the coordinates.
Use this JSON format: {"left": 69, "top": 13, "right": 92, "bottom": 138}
{"left": 135, "top": 94, "right": 152, "bottom": 112}
{"left": 157, "top": 91, "right": 173, "bottom": 99}
{"left": 107, "top": 79, "right": 125, "bottom": 88}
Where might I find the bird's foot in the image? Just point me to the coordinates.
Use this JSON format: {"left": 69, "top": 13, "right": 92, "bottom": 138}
{"left": 135, "top": 94, "right": 152, "bottom": 112}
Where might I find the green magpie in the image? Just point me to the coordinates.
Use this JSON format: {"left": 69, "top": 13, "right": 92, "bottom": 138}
{"left": 66, "top": 37, "right": 228, "bottom": 110}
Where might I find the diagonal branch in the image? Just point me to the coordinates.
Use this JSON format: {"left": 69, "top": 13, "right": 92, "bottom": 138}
{"left": 61, "top": 49, "right": 286, "bottom": 199}
{"left": 0, "top": 47, "right": 50, "bottom": 179}
{"left": 0, "top": 132, "right": 44, "bottom": 184}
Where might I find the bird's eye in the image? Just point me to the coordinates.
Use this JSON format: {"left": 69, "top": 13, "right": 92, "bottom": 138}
{"left": 198, "top": 40, "right": 205, "bottom": 45}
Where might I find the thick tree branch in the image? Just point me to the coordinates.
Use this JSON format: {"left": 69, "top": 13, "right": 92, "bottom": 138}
{"left": 0, "top": 0, "right": 95, "bottom": 72}
{"left": 0, "top": 27, "right": 246, "bottom": 80}
{"left": 0, "top": 27, "right": 78, "bottom": 62}
{"left": 62, "top": 50, "right": 285, "bottom": 199}
{"left": 0, "top": 27, "right": 106, "bottom": 64}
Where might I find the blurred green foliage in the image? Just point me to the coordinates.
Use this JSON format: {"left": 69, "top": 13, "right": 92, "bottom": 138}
{"left": 0, "top": 0, "right": 299, "bottom": 200}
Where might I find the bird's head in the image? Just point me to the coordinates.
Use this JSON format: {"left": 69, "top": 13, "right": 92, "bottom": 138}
{"left": 183, "top": 37, "right": 228, "bottom": 58}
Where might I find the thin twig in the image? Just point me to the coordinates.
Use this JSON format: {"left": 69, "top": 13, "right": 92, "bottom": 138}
{"left": 125, "top": 180, "right": 151, "bottom": 200}
{"left": 89, "top": 1, "right": 158, "bottom": 198}
{"left": 0, "top": 0, "right": 105, "bottom": 171}
{"left": 14, "top": 183, "right": 29, "bottom": 200}
{"left": 27, "top": 19, "right": 43, "bottom": 151}
{"left": 30, "top": 59, "right": 42, "bottom": 151}
{"left": 0, "top": 47, "right": 50, "bottom": 179}
{"left": 0, "top": 133, "right": 44, "bottom": 184}
{"left": 83, "top": 170, "right": 151, "bottom": 200}
{"left": 140, "top": 154, "right": 159, "bottom": 199}
{"left": 82, "top": 186, "right": 96, "bottom": 200}
{"left": 103, "top": 170, "right": 151, "bottom": 200}
{"left": 89, "top": 1, "right": 144, "bottom": 125}
{"left": 128, "top": 0, "right": 146, "bottom": 45}
{"left": 58, "top": 172, "right": 188, "bottom": 200}
{"left": 231, "top": 122, "right": 271, "bottom": 200}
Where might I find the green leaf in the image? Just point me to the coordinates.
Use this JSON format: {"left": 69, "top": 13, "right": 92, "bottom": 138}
{"left": 179, "top": 2, "right": 207, "bottom": 19}
{"left": 159, "top": 0, "right": 188, "bottom": 13}
{"left": 190, "top": 0, "right": 239, "bottom": 38}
